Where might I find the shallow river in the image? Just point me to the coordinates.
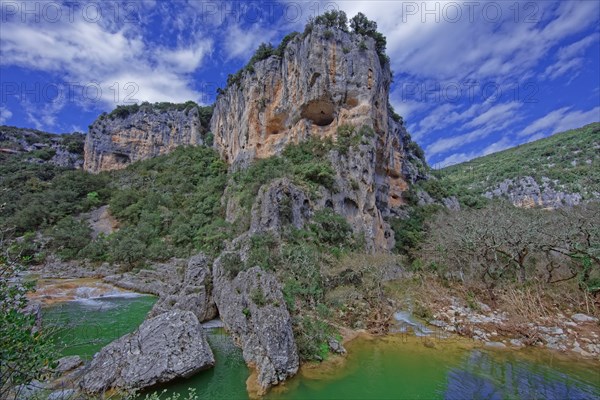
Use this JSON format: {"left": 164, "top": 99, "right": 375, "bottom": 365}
{"left": 43, "top": 291, "right": 600, "bottom": 400}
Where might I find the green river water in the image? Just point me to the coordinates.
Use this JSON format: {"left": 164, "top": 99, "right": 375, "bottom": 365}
{"left": 43, "top": 295, "right": 600, "bottom": 400}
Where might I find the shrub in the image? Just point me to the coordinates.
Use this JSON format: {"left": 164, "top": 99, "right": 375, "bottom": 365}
{"left": 250, "top": 286, "right": 267, "bottom": 307}
{"left": 313, "top": 10, "right": 348, "bottom": 31}
{"left": 221, "top": 253, "right": 245, "bottom": 279}
{"left": 310, "top": 209, "right": 354, "bottom": 248}
{"left": 0, "top": 261, "right": 57, "bottom": 398}
{"left": 292, "top": 316, "right": 336, "bottom": 361}
{"left": 48, "top": 216, "right": 92, "bottom": 260}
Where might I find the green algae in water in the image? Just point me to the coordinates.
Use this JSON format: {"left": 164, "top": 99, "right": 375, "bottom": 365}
{"left": 42, "top": 298, "right": 600, "bottom": 400}
{"left": 144, "top": 328, "right": 249, "bottom": 400}
{"left": 42, "top": 295, "right": 156, "bottom": 359}
{"left": 265, "top": 336, "right": 600, "bottom": 400}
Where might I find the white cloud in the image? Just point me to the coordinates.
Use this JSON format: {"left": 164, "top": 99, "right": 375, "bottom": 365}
{"left": 0, "top": 5, "right": 214, "bottom": 127}
{"left": 425, "top": 102, "right": 521, "bottom": 157}
{"left": 436, "top": 137, "right": 516, "bottom": 167}
{"left": 22, "top": 96, "right": 66, "bottom": 130}
{"left": 0, "top": 107, "right": 13, "bottom": 124}
{"left": 519, "top": 106, "right": 600, "bottom": 137}
{"left": 543, "top": 34, "right": 597, "bottom": 80}
{"left": 223, "top": 23, "right": 279, "bottom": 61}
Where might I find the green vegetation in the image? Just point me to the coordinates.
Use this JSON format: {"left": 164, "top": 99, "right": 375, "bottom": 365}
{"left": 305, "top": 11, "right": 388, "bottom": 66}
{"left": 387, "top": 124, "right": 600, "bottom": 302}
{"left": 103, "top": 146, "right": 229, "bottom": 262}
{"left": 0, "top": 154, "right": 110, "bottom": 236}
{"left": 349, "top": 12, "right": 388, "bottom": 65}
{"left": 436, "top": 123, "right": 600, "bottom": 199}
{"left": 106, "top": 101, "right": 209, "bottom": 121}
{"left": 227, "top": 136, "right": 336, "bottom": 230}
{"left": 1, "top": 259, "right": 56, "bottom": 399}
{"left": 293, "top": 316, "right": 336, "bottom": 361}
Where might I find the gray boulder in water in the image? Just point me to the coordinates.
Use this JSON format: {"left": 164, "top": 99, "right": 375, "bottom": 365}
{"left": 79, "top": 310, "right": 214, "bottom": 394}
{"left": 213, "top": 254, "right": 299, "bottom": 394}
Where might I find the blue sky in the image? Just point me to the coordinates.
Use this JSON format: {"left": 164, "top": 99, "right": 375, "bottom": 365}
{"left": 1, "top": 0, "right": 599, "bottom": 166}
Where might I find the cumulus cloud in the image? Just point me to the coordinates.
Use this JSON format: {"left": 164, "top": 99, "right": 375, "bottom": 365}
{"left": 0, "top": 107, "right": 13, "bottom": 124}
{"left": 222, "top": 23, "right": 279, "bottom": 61}
{"left": 0, "top": 1, "right": 214, "bottom": 121}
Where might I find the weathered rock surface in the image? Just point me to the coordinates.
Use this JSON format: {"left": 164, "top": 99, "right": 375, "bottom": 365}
{"left": 0, "top": 125, "right": 84, "bottom": 169}
{"left": 213, "top": 25, "right": 426, "bottom": 250}
{"left": 84, "top": 104, "right": 206, "bottom": 173}
{"left": 212, "top": 253, "right": 299, "bottom": 393}
{"left": 82, "top": 205, "right": 119, "bottom": 239}
{"left": 103, "top": 259, "right": 187, "bottom": 296}
{"left": 79, "top": 310, "right": 214, "bottom": 394}
{"left": 483, "top": 176, "right": 589, "bottom": 209}
{"left": 148, "top": 253, "right": 218, "bottom": 322}
{"left": 55, "top": 356, "right": 83, "bottom": 374}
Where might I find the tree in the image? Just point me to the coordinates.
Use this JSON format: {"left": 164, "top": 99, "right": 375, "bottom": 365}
{"left": 350, "top": 12, "right": 377, "bottom": 35}
{"left": 314, "top": 10, "right": 349, "bottom": 31}
{"left": 0, "top": 256, "right": 56, "bottom": 399}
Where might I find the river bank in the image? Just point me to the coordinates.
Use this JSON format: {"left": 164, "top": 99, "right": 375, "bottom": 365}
{"left": 28, "top": 276, "right": 600, "bottom": 399}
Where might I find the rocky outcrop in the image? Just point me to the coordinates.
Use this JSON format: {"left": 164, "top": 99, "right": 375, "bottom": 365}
{"left": 212, "top": 25, "right": 426, "bottom": 214}
{"left": 212, "top": 252, "right": 299, "bottom": 394}
{"left": 104, "top": 255, "right": 217, "bottom": 322}
{"left": 79, "top": 310, "right": 214, "bottom": 394}
{"left": 148, "top": 253, "right": 217, "bottom": 322}
{"left": 103, "top": 263, "right": 176, "bottom": 296}
{"left": 84, "top": 104, "right": 207, "bottom": 173}
{"left": 0, "top": 125, "right": 84, "bottom": 169}
{"left": 483, "top": 176, "right": 588, "bottom": 209}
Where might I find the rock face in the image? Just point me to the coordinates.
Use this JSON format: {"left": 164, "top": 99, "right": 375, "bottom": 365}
{"left": 0, "top": 125, "right": 84, "bottom": 169}
{"left": 104, "top": 255, "right": 217, "bottom": 322}
{"left": 148, "top": 253, "right": 218, "bottom": 322}
{"left": 484, "top": 176, "right": 587, "bottom": 209}
{"left": 214, "top": 26, "right": 426, "bottom": 250}
{"left": 84, "top": 104, "right": 206, "bottom": 173}
{"left": 212, "top": 254, "right": 299, "bottom": 394}
{"left": 79, "top": 310, "right": 214, "bottom": 394}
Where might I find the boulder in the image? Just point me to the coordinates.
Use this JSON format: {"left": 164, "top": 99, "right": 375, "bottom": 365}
{"left": 55, "top": 356, "right": 83, "bottom": 374}
{"left": 213, "top": 255, "right": 299, "bottom": 394}
{"left": 571, "top": 313, "right": 599, "bottom": 323}
{"left": 148, "top": 253, "right": 218, "bottom": 322}
{"left": 79, "top": 310, "right": 214, "bottom": 394}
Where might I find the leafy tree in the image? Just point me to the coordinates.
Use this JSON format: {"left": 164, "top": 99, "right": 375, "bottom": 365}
{"left": 314, "top": 10, "right": 349, "bottom": 31}
{"left": 48, "top": 216, "right": 92, "bottom": 260}
{"left": 350, "top": 12, "right": 377, "bottom": 35}
{"left": 0, "top": 259, "right": 56, "bottom": 399}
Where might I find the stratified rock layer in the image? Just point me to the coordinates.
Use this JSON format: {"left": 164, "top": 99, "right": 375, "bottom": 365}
{"left": 79, "top": 310, "right": 214, "bottom": 394}
{"left": 84, "top": 105, "right": 204, "bottom": 173}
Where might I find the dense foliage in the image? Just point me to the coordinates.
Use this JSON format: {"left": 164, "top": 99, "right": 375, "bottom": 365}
{"left": 0, "top": 258, "right": 56, "bottom": 399}
{"left": 98, "top": 146, "right": 229, "bottom": 263}
{"left": 0, "top": 152, "right": 110, "bottom": 236}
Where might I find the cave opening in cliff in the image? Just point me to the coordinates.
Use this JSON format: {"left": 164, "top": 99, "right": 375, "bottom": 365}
{"left": 301, "top": 98, "right": 336, "bottom": 126}
{"left": 113, "top": 153, "right": 130, "bottom": 164}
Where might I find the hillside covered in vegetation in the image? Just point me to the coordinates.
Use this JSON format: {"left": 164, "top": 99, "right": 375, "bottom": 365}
{"left": 434, "top": 123, "right": 600, "bottom": 207}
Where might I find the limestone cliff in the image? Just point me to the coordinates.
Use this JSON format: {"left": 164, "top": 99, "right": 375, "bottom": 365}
{"left": 83, "top": 103, "right": 209, "bottom": 173}
{"left": 212, "top": 25, "right": 426, "bottom": 250}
